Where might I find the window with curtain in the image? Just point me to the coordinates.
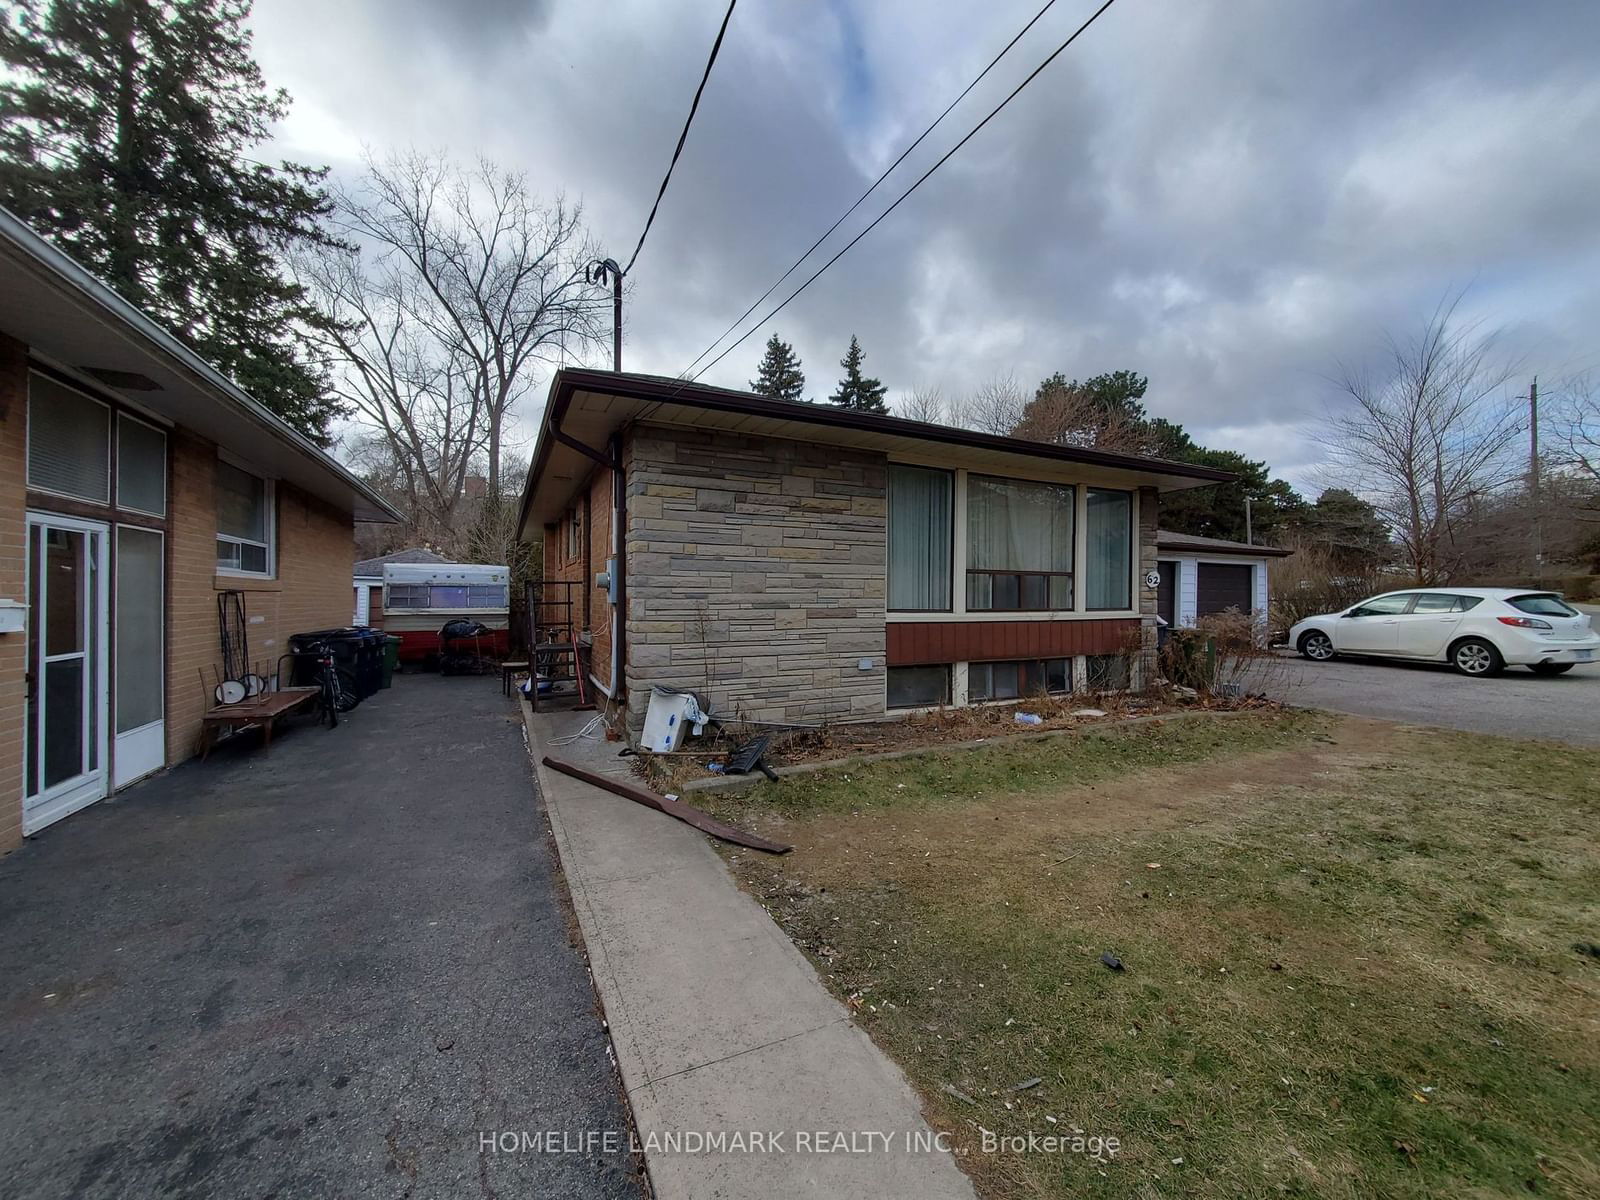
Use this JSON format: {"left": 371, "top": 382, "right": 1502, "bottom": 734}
{"left": 216, "top": 460, "right": 273, "bottom": 575}
{"left": 888, "top": 464, "right": 952, "bottom": 611}
{"left": 1085, "top": 488, "right": 1133, "bottom": 610}
{"left": 28, "top": 373, "right": 110, "bottom": 502}
{"left": 116, "top": 413, "right": 167, "bottom": 515}
{"left": 966, "top": 475, "right": 1074, "bottom": 611}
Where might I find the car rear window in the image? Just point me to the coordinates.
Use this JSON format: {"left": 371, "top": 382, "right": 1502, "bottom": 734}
{"left": 1507, "top": 593, "right": 1579, "bottom": 617}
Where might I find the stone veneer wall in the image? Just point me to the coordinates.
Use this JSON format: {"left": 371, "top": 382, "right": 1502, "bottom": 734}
{"left": 623, "top": 425, "right": 887, "bottom": 728}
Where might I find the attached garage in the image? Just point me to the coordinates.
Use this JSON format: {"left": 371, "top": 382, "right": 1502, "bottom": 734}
{"left": 1154, "top": 530, "right": 1292, "bottom": 629}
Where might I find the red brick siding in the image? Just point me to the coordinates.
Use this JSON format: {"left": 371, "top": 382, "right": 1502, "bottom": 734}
{"left": 165, "top": 430, "right": 355, "bottom": 763}
{"left": 540, "top": 468, "right": 614, "bottom": 688}
{"left": 886, "top": 618, "right": 1141, "bottom": 666}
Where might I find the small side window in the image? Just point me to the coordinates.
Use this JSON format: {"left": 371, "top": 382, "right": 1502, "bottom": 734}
{"left": 887, "top": 665, "right": 950, "bottom": 709}
{"left": 1453, "top": 596, "right": 1484, "bottom": 612}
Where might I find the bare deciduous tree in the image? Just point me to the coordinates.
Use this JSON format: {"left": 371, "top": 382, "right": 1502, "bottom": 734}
{"left": 897, "top": 385, "right": 948, "bottom": 424}
{"left": 1320, "top": 296, "right": 1523, "bottom": 583}
{"left": 966, "top": 373, "right": 1027, "bottom": 436}
{"left": 302, "top": 150, "right": 606, "bottom": 558}
{"left": 1553, "top": 373, "right": 1600, "bottom": 485}
{"left": 1011, "top": 378, "right": 1152, "bottom": 453}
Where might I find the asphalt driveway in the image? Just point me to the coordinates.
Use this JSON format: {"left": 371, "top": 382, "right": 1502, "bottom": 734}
{"left": 1271, "top": 650, "right": 1600, "bottom": 747}
{"left": 0, "top": 674, "right": 640, "bottom": 1198}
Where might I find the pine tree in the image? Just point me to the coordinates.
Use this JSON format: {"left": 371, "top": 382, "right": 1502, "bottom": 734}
{"left": 0, "top": 0, "right": 344, "bottom": 442}
{"left": 828, "top": 334, "right": 888, "bottom": 413}
{"left": 749, "top": 333, "right": 806, "bottom": 403}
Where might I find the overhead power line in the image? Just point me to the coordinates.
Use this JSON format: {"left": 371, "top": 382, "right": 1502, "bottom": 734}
{"left": 679, "top": 0, "right": 1067, "bottom": 380}
{"left": 684, "top": 0, "right": 1119, "bottom": 385}
{"left": 622, "top": 0, "right": 738, "bottom": 276}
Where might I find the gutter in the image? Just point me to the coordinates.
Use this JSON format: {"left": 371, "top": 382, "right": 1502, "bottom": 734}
{"left": 0, "top": 205, "right": 402, "bottom": 523}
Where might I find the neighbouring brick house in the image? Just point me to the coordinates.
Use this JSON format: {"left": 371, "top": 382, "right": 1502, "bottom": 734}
{"left": 0, "top": 208, "right": 398, "bottom": 849}
{"left": 517, "top": 369, "right": 1234, "bottom": 732}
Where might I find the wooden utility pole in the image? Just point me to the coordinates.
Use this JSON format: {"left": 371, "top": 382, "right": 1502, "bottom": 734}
{"left": 1530, "top": 376, "right": 1542, "bottom": 581}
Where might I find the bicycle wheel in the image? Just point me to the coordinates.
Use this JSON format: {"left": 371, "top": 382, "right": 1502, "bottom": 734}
{"left": 321, "top": 669, "right": 339, "bottom": 728}
{"left": 334, "top": 666, "right": 361, "bottom": 712}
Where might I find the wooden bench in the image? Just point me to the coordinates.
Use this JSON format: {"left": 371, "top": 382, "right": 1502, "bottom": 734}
{"left": 199, "top": 687, "right": 321, "bottom": 758}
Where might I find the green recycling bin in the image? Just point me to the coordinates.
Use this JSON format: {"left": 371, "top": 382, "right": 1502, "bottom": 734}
{"left": 380, "top": 635, "right": 402, "bottom": 688}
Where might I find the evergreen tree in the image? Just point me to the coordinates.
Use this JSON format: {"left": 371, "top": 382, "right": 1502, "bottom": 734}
{"left": 828, "top": 334, "right": 888, "bottom": 413}
{"left": 0, "top": 0, "right": 344, "bottom": 442}
{"left": 749, "top": 333, "right": 805, "bottom": 402}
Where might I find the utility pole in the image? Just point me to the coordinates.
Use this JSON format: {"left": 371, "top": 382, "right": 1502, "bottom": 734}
{"left": 1244, "top": 496, "right": 1253, "bottom": 545}
{"left": 1530, "top": 376, "right": 1542, "bottom": 582}
{"left": 588, "top": 258, "right": 624, "bottom": 371}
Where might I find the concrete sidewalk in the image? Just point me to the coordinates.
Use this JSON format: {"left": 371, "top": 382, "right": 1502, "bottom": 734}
{"left": 524, "top": 706, "right": 976, "bottom": 1200}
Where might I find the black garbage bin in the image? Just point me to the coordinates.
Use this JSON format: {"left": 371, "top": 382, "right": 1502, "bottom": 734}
{"left": 288, "top": 627, "right": 384, "bottom": 700}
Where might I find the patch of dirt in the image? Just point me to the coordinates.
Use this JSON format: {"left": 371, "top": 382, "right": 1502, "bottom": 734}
{"left": 644, "top": 691, "right": 1286, "bottom": 791}
{"left": 761, "top": 716, "right": 1401, "bottom": 889}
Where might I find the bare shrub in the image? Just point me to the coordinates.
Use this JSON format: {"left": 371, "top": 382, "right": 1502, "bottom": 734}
{"left": 1268, "top": 542, "right": 1389, "bottom": 633}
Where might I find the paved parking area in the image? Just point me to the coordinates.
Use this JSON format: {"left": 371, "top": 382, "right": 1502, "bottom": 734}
{"left": 0, "top": 674, "right": 641, "bottom": 1199}
{"left": 1271, "top": 651, "right": 1600, "bottom": 747}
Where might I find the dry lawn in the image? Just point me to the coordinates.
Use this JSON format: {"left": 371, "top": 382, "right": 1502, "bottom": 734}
{"left": 704, "top": 712, "right": 1600, "bottom": 1199}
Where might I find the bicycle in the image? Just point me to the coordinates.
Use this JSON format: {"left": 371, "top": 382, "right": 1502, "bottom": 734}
{"left": 282, "top": 641, "right": 360, "bottom": 727}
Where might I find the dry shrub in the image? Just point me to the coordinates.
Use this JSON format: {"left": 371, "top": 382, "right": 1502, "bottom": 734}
{"left": 1269, "top": 545, "right": 1389, "bottom": 633}
{"left": 1161, "top": 610, "right": 1295, "bottom": 700}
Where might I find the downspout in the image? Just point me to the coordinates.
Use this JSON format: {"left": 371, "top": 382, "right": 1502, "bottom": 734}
{"left": 546, "top": 410, "right": 626, "bottom": 704}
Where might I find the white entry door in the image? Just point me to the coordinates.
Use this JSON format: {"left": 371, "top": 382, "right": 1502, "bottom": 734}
{"left": 24, "top": 514, "right": 111, "bottom": 834}
{"left": 114, "top": 525, "right": 165, "bottom": 787}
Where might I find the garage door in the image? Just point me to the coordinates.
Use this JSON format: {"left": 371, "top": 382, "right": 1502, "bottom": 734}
{"left": 1196, "top": 563, "right": 1254, "bottom": 617}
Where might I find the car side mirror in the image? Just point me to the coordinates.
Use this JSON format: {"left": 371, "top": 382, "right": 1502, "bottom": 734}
{"left": 1341, "top": 610, "right": 1358, "bottom": 618}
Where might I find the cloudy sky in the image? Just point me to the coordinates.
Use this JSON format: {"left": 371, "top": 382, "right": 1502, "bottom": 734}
{"left": 248, "top": 0, "right": 1600, "bottom": 493}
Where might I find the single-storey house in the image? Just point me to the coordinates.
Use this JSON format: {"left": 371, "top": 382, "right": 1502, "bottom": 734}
{"left": 1154, "top": 530, "right": 1292, "bottom": 629}
{"left": 517, "top": 369, "right": 1237, "bottom": 730}
{"left": 0, "top": 207, "right": 398, "bottom": 848}
{"left": 352, "top": 547, "right": 446, "bottom": 627}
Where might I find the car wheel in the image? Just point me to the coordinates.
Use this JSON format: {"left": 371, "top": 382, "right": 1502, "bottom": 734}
{"left": 1298, "top": 631, "right": 1335, "bottom": 662}
{"left": 1529, "top": 662, "right": 1574, "bottom": 676}
{"left": 1450, "top": 638, "right": 1504, "bottom": 677}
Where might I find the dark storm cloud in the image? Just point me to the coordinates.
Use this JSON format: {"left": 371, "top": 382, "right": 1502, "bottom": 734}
{"left": 251, "top": 0, "right": 1600, "bottom": 488}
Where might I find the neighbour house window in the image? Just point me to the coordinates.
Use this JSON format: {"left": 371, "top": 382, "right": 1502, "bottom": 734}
{"left": 1085, "top": 488, "right": 1133, "bottom": 611}
{"left": 888, "top": 464, "right": 953, "bottom": 611}
{"left": 966, "top": 475, "right": 1074, "bottom": 611}
{"left": 567, "top": 508, "right": 582, "bottom": 561}
{"left": 887, "top": 665, "right": 951, "bottom": 709}
{"left": 27, "top": 373, "right": 110, "bottom": 502}
{"left": 215, "top": 460, "right": 273, "bottom": 575}
{"left": 969, "top": 658, "right": 1071, "bottom": 702}
{"left": 116, "top": 414, "right": 167, "bottom": 516}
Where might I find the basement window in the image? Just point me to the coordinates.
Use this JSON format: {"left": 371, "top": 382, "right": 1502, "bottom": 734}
{"left": 887, "top": 665, "right": 951, "bottom": 709}
{"left": 969, "top": 658, "right": 1071, "bottom": 702}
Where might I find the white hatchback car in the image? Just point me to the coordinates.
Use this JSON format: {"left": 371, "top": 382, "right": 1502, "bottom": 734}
{"left": 1290, "top": 588, "right": 1599, "bottom": 677}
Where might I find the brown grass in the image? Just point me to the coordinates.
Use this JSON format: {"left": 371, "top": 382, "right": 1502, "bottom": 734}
{"left": 706, "top": 714, "right": 1600, "bottom": 1199}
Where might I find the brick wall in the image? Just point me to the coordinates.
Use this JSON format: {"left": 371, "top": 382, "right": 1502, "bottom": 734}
{"left": 624, "top": 425, "right": 887, "bottom": 728}
{"left": 0, "top": 335, "right": 27, "bottom": 851}
{"left": 540, "top": 467, "right": 614, "bottom": 690}
{"left": 165, "top": 431, "right": 355, "bottom": 764}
